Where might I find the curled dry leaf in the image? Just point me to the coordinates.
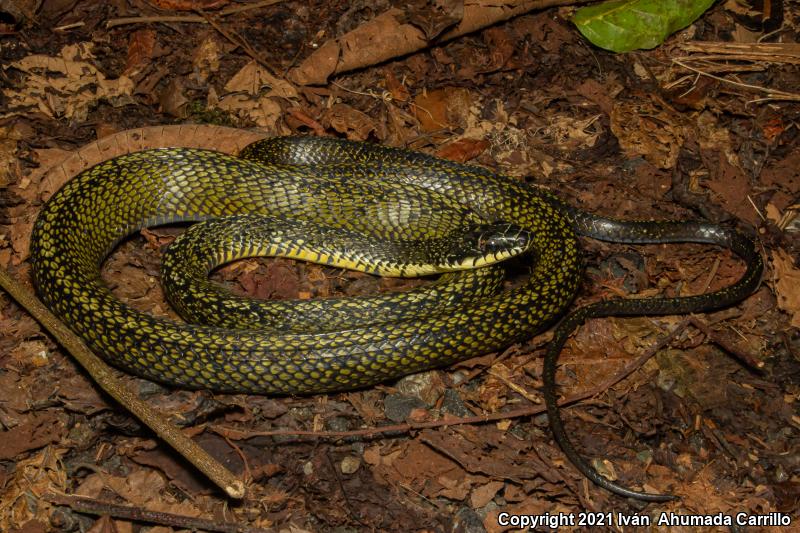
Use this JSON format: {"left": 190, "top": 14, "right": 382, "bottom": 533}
{"left": 290, "top": 1, "right": 557, "bottom": 85}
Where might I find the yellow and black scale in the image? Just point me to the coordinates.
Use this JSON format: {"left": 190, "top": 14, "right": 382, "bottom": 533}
{"left": 29, "top": 135, "right": 764, "bottom": 501}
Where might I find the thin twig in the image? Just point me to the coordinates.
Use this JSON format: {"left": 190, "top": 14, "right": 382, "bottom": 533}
{"left": 672, "top": 58, "right": 800, "bottom": 102}
{"left": 44, "top": 493, "right": 267, "bottom": 533}
{"left": 195, "top": 9, "right": 282, "bottom": 78}
{"left": 106, "top": 0, "right": 285, "bottom": 28}
{"left": 688, "top": 316, "right": 764, "bottom": 370}
{"left": 0, "top": 268, "right": 245, "bottom": 499}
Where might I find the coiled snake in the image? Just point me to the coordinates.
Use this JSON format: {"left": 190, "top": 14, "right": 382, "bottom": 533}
{"left": 29, "top": 135, "right": 763, "bottom": 501}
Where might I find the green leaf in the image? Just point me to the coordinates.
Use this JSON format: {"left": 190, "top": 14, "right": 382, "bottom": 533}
{"left": 572, "top": 0, "right": 716, "bottom": 53}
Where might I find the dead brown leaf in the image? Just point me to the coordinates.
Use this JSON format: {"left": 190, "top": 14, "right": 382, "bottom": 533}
{"left": 469, "top": 480, "right": 504, "bottom": 508}
{"left": 435, "top": 138, "right": 489, "bottom": 162}
{"left": 324, "top": 103, "right": 376, "bottom": 140}
{"left": 290, "top": 3, "right": 561, "bottom": 85}
{"left": 218, "top": 94, "right": 283, "bottom": 129}
{"left": 86, "top": 515, "right": 126, "bottom": 533}
{"left": 130, "top": 448, "right": 215, "bottom": 495}
{"left": 610, "top": 101, "right": 685, "bottom": 169}
{"left": 123, "top": 29, "right": 157, "bottom": 79}
{"left": 0, "top": 412, "right": 67, "bottom": 461}
{"left": 239, "top": 258, "right": 300, "bottom": 300}
{"left": 383, "top": 70, "right": 409, "bottom": 102}
{"left": 75, "top": 469, "right": 204, "bottom": 518}
{"left": 0, "top": 447, "right": 68, "bottom": 531}
{"left": 483, "top": 26, "right": 514, "bottom": 71}
{"left": 54, "top": 374, "right": 110, "bottom": 415}
{"left": 762, "top": 149, "right": 800, "bottom": 195}
{"left": 285, "top": 107, "right": 326, "bottom": 135}
{"left": 771, "top": 249, "right": 800, "bottom": 328}
{"left": 224, "top": 60, "right": 296, "bottom": 99}
{"left": 403, "top": 0, "right": 464, "bottom": 41}
{"left": 386, "top": 439, "right": 479, "bottom": 500}
{"left": 3, "top": 43, "right": 134, "bottom": 122}
{"left": 0, "top": 126, "right": 22, "bottom": 188}
{"left": 704, "top": 152, "right": 756, "bottom": 224}
{"left": 412, "top": 87, "right": 472, "bottom": 132}
{"left": 192, "top": 35, "right": 221, "bottom": 83}
{"left": 346, "top": 391, "right": 384, "bottom": 424}
{"left": 9, "top": 217, "right": 33, "bottom": 264}
{"left": 576, "top": 78, "right": 615, "bottom": 116}
{"left": 158, "top": 76, "right": 188, "bottom": 117}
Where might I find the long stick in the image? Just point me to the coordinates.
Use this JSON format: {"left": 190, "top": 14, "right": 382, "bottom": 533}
{"left": 0, "top": 267, "right": 245, "bottom": 499}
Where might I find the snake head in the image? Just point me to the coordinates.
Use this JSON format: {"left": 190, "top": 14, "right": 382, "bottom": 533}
{"left": 443, "top": 222, "right": 533, "bottom": 269}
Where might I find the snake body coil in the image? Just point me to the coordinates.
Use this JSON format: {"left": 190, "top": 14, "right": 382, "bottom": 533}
{"left": 29, "top": 136, "right": 763, "bottom": 501}
{"left": 30, "top": 137, "right": 582, "bottom": 393}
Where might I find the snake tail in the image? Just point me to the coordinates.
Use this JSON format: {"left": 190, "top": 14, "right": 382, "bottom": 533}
{"left": 543, "top": 220, "right": 763, "bottom": 501}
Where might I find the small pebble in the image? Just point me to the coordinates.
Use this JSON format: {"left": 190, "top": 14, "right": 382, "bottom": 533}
{"left": 340, "top": 456, "right": 361, "bottom": 474}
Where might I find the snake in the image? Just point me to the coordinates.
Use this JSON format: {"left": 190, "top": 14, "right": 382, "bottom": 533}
{"left": 28, "top": 135, "right": 764, "bottom": 501}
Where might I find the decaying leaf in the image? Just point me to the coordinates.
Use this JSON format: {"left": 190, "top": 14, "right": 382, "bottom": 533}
{"left": 216, "top": 94, "right": 283, "bottom": 129}
{"left": 324, "top": 103, "right": 376, "bottom": 140}
{"left": 435, "top": 138, "right": 489, "bottom": 163}
{"left": 123, "top": 29, "right": 157, "bottom": 78}
{"left": 145, "top": 0, "right": 227, "bottom": 10}
{"left": 412, "top": 86, "right": 472, "bottom": 132}
{"left": 403, "top": 0, "right": 464, "bottom": 40}
{"left": 213, "top": 60, "right": 297, "bottom": 129}
{"left": 610, "top": 100, "right": 686, "bottom": 169}
{"left": 192, "top": 35, "right": 221, "bottom": 83}
{"left": 2, "top": 43, "right": 134, "bottom": 121}
{"left": 0, "top": 447, "right": 68, "bottom": 531}
{"left": 0, "top": 126, "right": 22, "bottom": 188}
{"left": 772, "top": 249, "right": 800, "bottom": 328}
{"left": 224, "top": 60, "right": 297, "bottom": 99}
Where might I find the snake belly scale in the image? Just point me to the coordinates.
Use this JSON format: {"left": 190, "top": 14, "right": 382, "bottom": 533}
{"left": 30, "top": 139, "right": 581, "bottom": 394}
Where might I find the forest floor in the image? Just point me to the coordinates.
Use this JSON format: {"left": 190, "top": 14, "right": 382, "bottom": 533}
{"left": 0, "top": 1, "right": 798, "bottom": 532}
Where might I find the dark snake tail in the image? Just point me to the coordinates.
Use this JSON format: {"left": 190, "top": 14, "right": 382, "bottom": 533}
{"left": 543, "top": 215, "right": 763, "bottom": 501}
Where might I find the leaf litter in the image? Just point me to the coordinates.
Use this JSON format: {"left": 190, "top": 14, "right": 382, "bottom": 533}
{"left": 0, "top": 1, "right": 798, "bottom": 531}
